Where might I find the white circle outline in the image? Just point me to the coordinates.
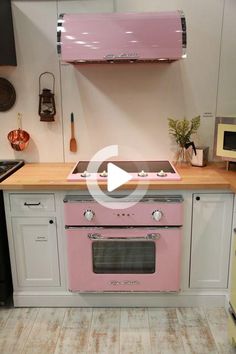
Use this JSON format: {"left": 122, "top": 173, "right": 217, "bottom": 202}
{"left": 86, "top": 145, "right": 149, "bottom": 209}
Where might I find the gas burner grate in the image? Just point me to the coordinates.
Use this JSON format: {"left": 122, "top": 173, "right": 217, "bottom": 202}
{"left": 0, "top": 160, "right": 24, "bottom": 182}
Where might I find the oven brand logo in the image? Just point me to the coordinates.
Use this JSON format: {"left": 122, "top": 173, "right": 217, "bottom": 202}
{"left": 109, "top": 280, "right": 140, "bottom": 286}
{"left": 86, "top": 145, "right": 148, "bottom": 209}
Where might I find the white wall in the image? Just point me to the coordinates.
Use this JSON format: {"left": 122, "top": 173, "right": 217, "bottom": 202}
{"left": 0, "top": 1, "right": 63, "bottom": 162}
{"left": 0, "top": 0, "right": 234, "bottom": 162}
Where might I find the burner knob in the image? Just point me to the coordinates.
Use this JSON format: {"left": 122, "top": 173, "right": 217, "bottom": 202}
{"left": 157, "top": 170, "right": 167, "bottom": 177}
{"left": 81, "top": 170, "right": 91, "bottom": 178}
{"left": 100, "top": 170, "right": 108, "bottom": 177}
{"left": 84, "top": 210, "right": 95, "bottom": 221}
{"left": 152, "top": 210, "right": 163, "bottom": 222}
{"left": 138, "top": 170, "right": 148, "bottom": 177}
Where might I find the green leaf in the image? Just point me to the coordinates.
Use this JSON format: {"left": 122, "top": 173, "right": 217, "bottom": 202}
{"left": 168, "top": 116, "right": 200, "bottom": 147}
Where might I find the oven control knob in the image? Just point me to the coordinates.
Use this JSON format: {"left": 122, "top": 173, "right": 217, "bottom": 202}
{"left": 152, "top": 210, "right": 163, "bottom": 222}
{"left": 84, "top": 210, "right": 95, "bottom": 221}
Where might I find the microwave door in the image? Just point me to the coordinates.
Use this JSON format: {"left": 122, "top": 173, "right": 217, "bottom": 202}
{"left": 215, "top": 121, "right": 236, "bottom": 161}
{"left": 223, "top": 131, "right": 236, "bottom": 151}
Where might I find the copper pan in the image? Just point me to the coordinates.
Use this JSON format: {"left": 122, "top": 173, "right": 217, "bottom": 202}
{"left": 7, "top": 113, "right": 30, "bottom": 151}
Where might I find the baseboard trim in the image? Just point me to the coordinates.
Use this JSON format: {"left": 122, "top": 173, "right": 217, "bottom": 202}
{"left": 13, "top": 291, "right": 228, "bottom": 307}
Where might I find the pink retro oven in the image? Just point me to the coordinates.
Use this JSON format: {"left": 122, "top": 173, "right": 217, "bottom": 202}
{"left": 64, "top": 194, "right": 183, "bottom": 292}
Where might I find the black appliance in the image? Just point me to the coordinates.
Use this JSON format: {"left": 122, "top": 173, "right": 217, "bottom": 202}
{"left": 0, "top": 160, "right": 24, "bottom": 304}
{"left": 0, "top": 0, "right": 17, "bottom": 66}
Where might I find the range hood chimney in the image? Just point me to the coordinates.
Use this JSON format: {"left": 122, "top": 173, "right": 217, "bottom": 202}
{"left": 57, "top": 11, "right": 186, "bottom": 64}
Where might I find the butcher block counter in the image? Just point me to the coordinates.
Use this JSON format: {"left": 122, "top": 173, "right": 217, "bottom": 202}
{"left": 0, "top": 162, "right": 235, "bottom": 192}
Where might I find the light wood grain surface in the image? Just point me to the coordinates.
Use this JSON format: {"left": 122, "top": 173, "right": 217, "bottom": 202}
{"left": 54, "top": 308, "right": 92, "bottom": 354}
{"left": 120, "top": 308, "right": 151, "bottom": 354}
{"left": 0, "top": 162, "right": 235, "bottom": 192}
{"left": 0, "top": 307, "right": 234, "bottom": 354}
{"left": 0, "top": 308, "right": 38, "bottom": 354}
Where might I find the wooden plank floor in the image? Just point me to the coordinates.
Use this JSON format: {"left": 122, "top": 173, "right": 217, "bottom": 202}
{"left": 0, "top": 307, "right": 235, "bottom": 354}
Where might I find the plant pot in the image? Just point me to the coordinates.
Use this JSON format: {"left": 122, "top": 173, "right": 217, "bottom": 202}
{"left": 174, "top": 146, "right": 192, "bottom": 166}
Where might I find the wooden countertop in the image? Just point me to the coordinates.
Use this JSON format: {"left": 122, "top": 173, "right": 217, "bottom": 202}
{"left": 0, "top": 162, "right": 235, "bottom": 192}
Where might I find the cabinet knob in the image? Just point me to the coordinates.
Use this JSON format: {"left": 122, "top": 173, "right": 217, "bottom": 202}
{"left": 234, "top": 228, "right": 236, "bottom": 234}
{"left": 196, "top": 196, "right": 200, "bottom": 201}
{"left": 49, "top": 219, "right": 54, "bottom": 224}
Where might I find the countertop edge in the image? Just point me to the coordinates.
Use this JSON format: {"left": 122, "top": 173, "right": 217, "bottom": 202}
{"left": 0, "top": 163, "right": 235, "bottom": 193}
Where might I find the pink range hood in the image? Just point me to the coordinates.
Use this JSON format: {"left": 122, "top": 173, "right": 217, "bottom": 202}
{"left": 57, "top": 11, "right": 186, "bottom": 64}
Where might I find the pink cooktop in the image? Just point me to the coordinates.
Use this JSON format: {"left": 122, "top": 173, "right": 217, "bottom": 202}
{"left": 67, "top": 160, "right": 181, "bottom": 181}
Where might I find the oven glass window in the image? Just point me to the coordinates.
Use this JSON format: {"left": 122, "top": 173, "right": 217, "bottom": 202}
{"left": 92, "top": 241, "right": 155, "bottom": 274}
{"left": 223, "top": 131, "right": 236, "bottom": 151}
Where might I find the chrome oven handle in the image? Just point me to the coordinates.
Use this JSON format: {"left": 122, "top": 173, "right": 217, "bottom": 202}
{"left": 87, "top": 233, "right": 160, "bottom": 240}
{"left": 147, "top": 233, "right": 161, "bottom": 240}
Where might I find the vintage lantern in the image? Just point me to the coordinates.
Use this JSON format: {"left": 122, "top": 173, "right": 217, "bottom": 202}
{"left": 38, "top": 72, "right": 56, "bottom": 122}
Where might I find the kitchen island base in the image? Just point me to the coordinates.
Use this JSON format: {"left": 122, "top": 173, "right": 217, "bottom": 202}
{"left": 3, "top": 189, "right": 234, "bottom": 309}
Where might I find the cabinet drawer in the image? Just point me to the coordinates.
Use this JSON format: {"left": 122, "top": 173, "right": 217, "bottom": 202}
{"left": 9, "top": 193, "right": 55, "bottom": 214}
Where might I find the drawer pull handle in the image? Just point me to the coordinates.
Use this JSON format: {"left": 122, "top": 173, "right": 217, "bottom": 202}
{"left": 49, "top": 220, "right": 54, "bottom": 224}
{"left": 24, "top": 202, "right": 41, "bottom": 206}
{"left": 234, "top": 228, "right": 236, "bottom": 234}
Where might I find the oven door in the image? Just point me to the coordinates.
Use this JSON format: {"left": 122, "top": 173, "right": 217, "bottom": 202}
{"left": 66, "top": 227, "right": 181, "bottom": 292}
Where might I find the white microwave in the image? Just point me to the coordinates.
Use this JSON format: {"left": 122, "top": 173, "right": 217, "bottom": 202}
{"left": 214, "top": 117, "right": 236, "bottom": 163}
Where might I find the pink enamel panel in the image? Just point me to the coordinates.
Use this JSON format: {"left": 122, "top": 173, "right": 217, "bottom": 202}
{"left": 60, "top": 11, "right": 184, "bottom": 62}
{"left": 64, "top": 201, "right": 183, "bottom": 226}
{"left": 66, "top": 227, "right": 182, "bottom": 292}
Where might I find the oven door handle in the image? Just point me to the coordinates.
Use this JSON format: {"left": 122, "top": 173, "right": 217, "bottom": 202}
{"left": 87, "top": 233, "right": 161, "bottom": 240}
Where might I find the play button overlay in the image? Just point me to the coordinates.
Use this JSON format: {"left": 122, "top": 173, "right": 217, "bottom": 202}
{"left": 86, "top": 145, "right": 149, "bottom": 209}
{"left": 107, "top": 162, "right": 132, "bottom": 192}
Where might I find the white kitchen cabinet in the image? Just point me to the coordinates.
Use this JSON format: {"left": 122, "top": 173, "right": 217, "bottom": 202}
{"left": 12, "top": 217, "right": 60, "bottom": 287}
{"left": 3, "top": 192, "right": 64, "bottom": 294}
{"left": 228, "top": 199, "right": 236, "bottom": 345}
{"left": 190, "top": 193, "right": 234, "bottom": 289}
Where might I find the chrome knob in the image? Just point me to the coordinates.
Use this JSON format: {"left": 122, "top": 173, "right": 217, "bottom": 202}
{"left": 81, "top": 170, "right": 91, "bottom": 178}
{"left": 157, "top": 170, "right": 167, "bottom": 177}
{"left": 152, "top": 210, "right": 162, "bottom": 221}
{"left": 100, "top": 170, "right": 108, "bottom": 177}
{"left": 84, "top": 210, "right": 95, "bottom": 221}
{"left": 138, "top": 170, "right": 148, "bottom": 177}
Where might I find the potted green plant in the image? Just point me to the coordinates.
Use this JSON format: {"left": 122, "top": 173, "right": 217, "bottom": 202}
{"left": 168, "top": 116, "right": 200, "bottom": 164}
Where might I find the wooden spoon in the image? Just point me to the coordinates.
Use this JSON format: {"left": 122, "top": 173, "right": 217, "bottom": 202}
{"left": 70, "top": 112, "right": 77, "bottom": 152}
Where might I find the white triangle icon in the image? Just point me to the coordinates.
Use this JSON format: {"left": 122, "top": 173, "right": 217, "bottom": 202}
{"left": 107, "top": 163, "right": 132, "bottom": 192}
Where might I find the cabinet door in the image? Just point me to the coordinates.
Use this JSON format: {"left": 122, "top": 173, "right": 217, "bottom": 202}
{"left": 230, "top": 215, "right": 236, "bottom": 309}
{"left": 190, "top": 193, "right": 233, "bottom": 289}
{"left": 12, "top": 217, "right": 60, "bottom": 287}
